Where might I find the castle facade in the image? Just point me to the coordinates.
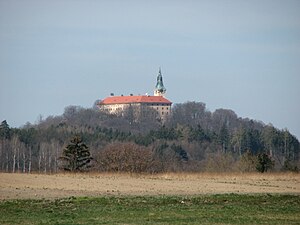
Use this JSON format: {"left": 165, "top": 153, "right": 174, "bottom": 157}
{"left": 98, "top": 69, "right": 172, "bottom": 122}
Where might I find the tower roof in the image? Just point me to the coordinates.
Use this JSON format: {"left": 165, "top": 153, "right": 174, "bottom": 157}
{"left": 155, "top": 68, "right": 166, "bottom": 92}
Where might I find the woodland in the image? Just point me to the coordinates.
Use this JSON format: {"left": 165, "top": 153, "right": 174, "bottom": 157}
{"left": 0, "top": 101, "right": 299, "bottom": 173}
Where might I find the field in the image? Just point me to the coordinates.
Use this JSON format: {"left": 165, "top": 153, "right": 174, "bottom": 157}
{"left": 1, "top": 194, "right": 300, "bottom": 225}
{"left": 0, "top": 172, "right": 299, "bottom": 224}
{"left": 1, "top": 172, "right": 299, "bottom": 199}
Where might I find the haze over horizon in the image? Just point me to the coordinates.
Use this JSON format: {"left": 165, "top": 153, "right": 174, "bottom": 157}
{"left": 0, "top": 0, "right": 299, "bottom": 139}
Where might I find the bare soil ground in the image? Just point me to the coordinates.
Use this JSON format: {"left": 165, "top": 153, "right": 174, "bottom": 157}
{"left": 0, "top": 172, "right": 299, "bottom": 200}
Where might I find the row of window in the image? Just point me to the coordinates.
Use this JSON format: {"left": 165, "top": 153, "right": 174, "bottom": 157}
{"left": 150, "top": 103, "right": 171, "bottom": 107}
{"left": 156, "top": 107, "right": 169, "bottom": 110}
{"left": 107, "top": 107, "right": 170, "bottom": 112}
{"left": 104, "top": 104, "right": 171, "bottom": 115}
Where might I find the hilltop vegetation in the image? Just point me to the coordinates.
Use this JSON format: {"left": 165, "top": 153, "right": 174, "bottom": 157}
{"left": 0, "top": 101, "right": 299, "bottom": 173}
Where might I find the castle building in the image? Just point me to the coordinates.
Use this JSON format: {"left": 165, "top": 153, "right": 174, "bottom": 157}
{"left": 98, "top": 69, "right": 172, "bottom": 122}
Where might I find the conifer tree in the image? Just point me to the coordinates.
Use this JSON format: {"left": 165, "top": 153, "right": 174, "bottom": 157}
{"left": 59, "top": 135, "right": 92, "bottom": 172}
{"left": 256, "top": 153, "right": 274, "bottom": 173}
{"left": 0, "top": 120, "right": 11, "bottom": 139}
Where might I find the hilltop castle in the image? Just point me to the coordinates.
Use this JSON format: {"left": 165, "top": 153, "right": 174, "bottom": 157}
{"left": 98, "top": 68, "right": 172, "bottom": 122}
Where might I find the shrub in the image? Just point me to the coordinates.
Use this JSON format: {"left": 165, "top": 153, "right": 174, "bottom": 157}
{"left": 96, "top": 142, "right": 158, "bottom": 173}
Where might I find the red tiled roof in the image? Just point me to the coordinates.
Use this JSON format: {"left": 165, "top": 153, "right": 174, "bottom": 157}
{"left": 99, "top": 95, "right": 172, "bottom": 105}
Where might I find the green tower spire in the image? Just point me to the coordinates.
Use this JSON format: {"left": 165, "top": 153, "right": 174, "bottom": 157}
{"left": 154, "top": 67, "right": 166, "bottom": 96}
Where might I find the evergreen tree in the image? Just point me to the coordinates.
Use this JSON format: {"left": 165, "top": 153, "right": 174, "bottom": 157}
{"left": 59, "top": 135, "right": 92, "bottom": 172}
{"left": 171, "top": 144, "right": 188, "bottom": 161}
{"left": 256, "top": 153, "right": 274, "bottom": 173}
{"left": 218, "top": 123, "right": 229, "bottom": 152}
{"left": 0, "top": 120, "right": 11, "bottom": 139}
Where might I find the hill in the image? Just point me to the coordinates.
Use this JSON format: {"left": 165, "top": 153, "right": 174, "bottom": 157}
{"left": 0, "top": 101, "right": 299, "bottom": 173}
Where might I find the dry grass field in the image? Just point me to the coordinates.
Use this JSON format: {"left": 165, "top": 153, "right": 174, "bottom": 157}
{"left": 0, "top": 172, "right": 299, "bottom": 199}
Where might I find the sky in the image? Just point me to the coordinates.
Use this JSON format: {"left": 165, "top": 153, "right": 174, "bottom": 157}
{"left": 0, "top": 0, "right": 300, "bottom": 139}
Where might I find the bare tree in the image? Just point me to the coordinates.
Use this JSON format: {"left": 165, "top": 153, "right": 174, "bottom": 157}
{"left": 96, "top": 142, "right": 156, "bottom": 173}
{"left": 11, "top": 135, "right": 20, "bottom": 173}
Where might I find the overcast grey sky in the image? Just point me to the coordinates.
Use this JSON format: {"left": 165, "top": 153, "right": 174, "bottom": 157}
{"left": 0, "top": 0, "right": 300, "bottom": 139}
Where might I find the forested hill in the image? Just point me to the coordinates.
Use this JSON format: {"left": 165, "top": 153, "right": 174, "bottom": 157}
{"left": 0, "top": 101, "right": 299, "bottom": 173}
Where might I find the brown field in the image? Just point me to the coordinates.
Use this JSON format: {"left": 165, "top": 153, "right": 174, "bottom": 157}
{"left": 0, "top": 172, "right": 299, "bottom": 200}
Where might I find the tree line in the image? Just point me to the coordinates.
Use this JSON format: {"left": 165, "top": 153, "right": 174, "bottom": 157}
{"left": 0, "top": 101, "right": 299, "bottom": 173}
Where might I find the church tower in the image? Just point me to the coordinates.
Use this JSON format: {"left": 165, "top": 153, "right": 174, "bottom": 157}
{"left": 154, "top": 68, "right": 166, "bottom": 97}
